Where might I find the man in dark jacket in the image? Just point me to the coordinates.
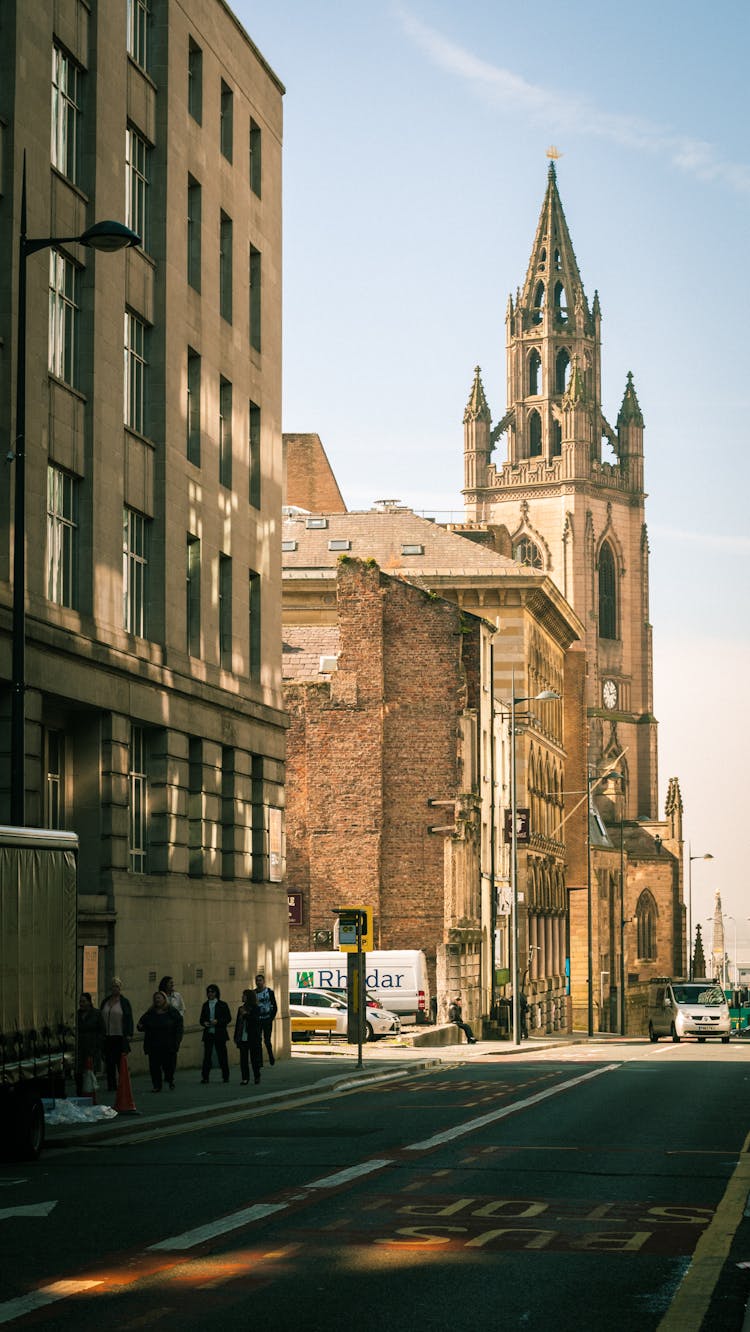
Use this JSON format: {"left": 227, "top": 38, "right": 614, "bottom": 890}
{"left": 255, "top": 973, "right": 278, "bottom": 1066}
{"left": 199, "top": 984, "right": 232, "bottom": 1083}
{"left": 448, "top": 993, "right": 477, "bottom": 1044}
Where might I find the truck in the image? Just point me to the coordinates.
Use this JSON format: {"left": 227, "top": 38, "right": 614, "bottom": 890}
{"left": 0, "top": 826, "right": 78, "bottom": 1159}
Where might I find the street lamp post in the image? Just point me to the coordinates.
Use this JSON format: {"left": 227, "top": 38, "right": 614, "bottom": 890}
{"left": 10, "top": 155, "right": 139, "bottom": 824}
{"left": 508, "top": 670, "right": 559, "bottom": 1047}
{"left": 687, "top": 845, "right": 713, "bottom": 980}
{"left": 725, "top": 916, "right": 737, "bottom": 989}
{"left": 585, "top": 768, "right": 626, "bottom": 1038}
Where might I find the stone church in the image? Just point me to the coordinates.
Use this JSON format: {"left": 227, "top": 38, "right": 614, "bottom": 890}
{"left": 461, "top": 161, "right": 685, "bottom": 1027}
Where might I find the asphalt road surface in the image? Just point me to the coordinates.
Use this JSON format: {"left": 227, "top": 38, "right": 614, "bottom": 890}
{"left": 2, "top": 1039, "right": 750, "bottom": 1330}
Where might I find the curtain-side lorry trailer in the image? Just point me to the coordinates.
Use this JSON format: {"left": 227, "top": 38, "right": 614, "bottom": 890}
{"left": 0, "top": 826, "right": 78, "bottom": 1158}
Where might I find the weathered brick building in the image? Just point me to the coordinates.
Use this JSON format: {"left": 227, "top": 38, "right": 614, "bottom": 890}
{"left": 284, "top": 557, "right": 491, "bottom": 1023}
{"left": 282, "top": 508, "right": 583, "bottom": 1032}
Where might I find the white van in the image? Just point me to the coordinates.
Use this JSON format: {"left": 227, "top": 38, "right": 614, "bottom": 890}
{"left": 289, "top": 950, "right": 429, "bottom": 1021}
{"left": 648, "top": 977, "right": 730, "bottom": 1044}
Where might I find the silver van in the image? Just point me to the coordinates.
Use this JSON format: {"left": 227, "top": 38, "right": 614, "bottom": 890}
{"left": 648, "top": 977, "right": 730, "bottom": 1044}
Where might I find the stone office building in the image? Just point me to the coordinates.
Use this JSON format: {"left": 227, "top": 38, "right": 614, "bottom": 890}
{"left": 0, "top": 0, "right": 288, "bottom": 1027}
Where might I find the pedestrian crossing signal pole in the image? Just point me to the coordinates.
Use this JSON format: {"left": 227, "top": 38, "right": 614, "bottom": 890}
{"left": 334, "top": 907, "right": 371, "bottom": 1069}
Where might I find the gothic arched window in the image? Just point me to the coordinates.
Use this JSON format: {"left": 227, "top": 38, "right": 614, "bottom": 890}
{"left": 529, "top": 410, "right": 542, "bottom": 457}
{"left": 528, "top": 350, "right": 541, "bottom": 396}
{"left": 598, "top": 540, "right": 617, "bottom": 639}
{"left": 554, "top": 281, "right": 567, "bottom": 322}
{"left": 551, "top": 421, "right": 562, "bottom": 457}
{"left": 532, "top": 281, "right": 545, "bottom": 325}
{"left": 635, "top": 890, "right": 657, "bottom": 960}
{"left": 513, "top": 537, "right": 543, "bottom": 569}
{"left": 555, "top": 348, "right": 571, "bottom": 394}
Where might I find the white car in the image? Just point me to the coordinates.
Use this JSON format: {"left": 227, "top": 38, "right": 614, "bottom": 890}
{"left": 289, "top": 988, "right": 400, "bottom": 1041}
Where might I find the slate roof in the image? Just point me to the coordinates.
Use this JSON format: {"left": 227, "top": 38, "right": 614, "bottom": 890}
{"left": 282, "top": 624, "right": 341, "bottom": 681}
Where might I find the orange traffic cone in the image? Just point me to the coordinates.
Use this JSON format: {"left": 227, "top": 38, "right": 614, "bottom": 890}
{"left": 81, "top": 1056, "right": 97, "bottom": 1104}
{"left": 114, "top": 1053, "right": 138, "bottom": 1114}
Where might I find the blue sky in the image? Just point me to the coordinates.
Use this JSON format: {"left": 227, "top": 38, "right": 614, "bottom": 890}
{"left": 238, "top": 0, "right": 750, "bottom": 960}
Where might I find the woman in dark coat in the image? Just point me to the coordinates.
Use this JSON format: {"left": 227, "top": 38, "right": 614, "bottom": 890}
{"left": 75, "top": 992, "right": 105, "bottom": 1095}
{"left": 234, "top": 989, "right": 263, "bottom": 1085}
{"left": 100, "top": 977, "right": 135, "bottom": 1090}
{"left": 199, "top": 984, "right": 232, "bottom": 1083}
{"left": 137, "top": 991, "right": 180, "bottom": 1091}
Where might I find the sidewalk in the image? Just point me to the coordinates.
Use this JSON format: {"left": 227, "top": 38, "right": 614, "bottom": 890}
{"left": 43, "top": 1029, "right": 607, "bottom": 1148}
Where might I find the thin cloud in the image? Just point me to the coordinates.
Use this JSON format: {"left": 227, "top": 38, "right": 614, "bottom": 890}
{"left": 398, "top": 10, "right": 750, "bottom": 195}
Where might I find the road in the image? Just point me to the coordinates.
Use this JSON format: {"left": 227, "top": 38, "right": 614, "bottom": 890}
{"left": 1, "top": 1039, "right": 750, "bottom": 1329}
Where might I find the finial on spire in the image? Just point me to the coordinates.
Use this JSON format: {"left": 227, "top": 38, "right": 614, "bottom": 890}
{"left": 463, "top": 365, "right": 491, "bottom": 425}
{"left": 546, "top": 145, "right": 562, "bottom": 179}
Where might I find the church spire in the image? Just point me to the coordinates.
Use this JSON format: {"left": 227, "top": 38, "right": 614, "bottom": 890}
{"left": 617, "top": 371, "right": 644, "bottom": 428}
{"left": 519, "top": 160, "right": 588, "bottom": 325}
{"left": 463, "top": 365, "right": 491, "bottom": 424}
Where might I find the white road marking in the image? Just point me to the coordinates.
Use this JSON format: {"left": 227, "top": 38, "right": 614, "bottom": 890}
{"left": 0, "top": 1280, "right": 102, "bottom": 1325}
{"left": 405, "top": 1064, "right": 619, "bottom": 1151}
{"left": 0, "top": 1201, "right": 57, "bottom": 1220}
{"left": 150, "top": 1201, "right": 290, "bottom": 1252}
{"left": 307, "top": 1158, "right": 392, "bottom": 1190}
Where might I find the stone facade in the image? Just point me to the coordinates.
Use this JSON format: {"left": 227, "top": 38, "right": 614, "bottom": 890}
{"left": 0, "top": 0, "right": 288, "bottom": 1036}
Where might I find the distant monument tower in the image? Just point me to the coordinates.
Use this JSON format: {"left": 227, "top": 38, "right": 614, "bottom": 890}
{"left": 711, "top": 890, "right": 725, "bottom": 982}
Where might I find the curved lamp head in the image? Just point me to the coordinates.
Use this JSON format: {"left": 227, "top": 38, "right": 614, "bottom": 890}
{"left": 79, "top": 220, "right": 141, "bottom": 252}
{"left": 534, "top": 690, "right": 559, "bottom": 701}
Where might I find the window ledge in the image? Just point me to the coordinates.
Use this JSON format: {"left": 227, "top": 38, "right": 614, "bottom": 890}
{"left": 124, "top": 425, "right": 156, "bottom": 450}
{"left": 48, "top": 374, "right": 87, "bottom": 404}
{"left": 50, "top": 166, "right": 89, "bottom": 206}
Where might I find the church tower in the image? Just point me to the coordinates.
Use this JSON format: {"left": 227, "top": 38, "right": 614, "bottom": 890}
{"left": 464, "top": 161, "right": 657, "bottom": 819}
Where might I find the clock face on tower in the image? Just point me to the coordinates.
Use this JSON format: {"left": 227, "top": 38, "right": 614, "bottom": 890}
{"left": 603, "top": 679, "right": 618, "bottom": 710}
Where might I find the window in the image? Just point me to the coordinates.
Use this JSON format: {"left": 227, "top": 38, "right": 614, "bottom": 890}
{"left": 281, "top": 540, "right": 296, "bottom": 553}
{"left": 47, "top": 465, "right": 78, "bottom": 607}
{"left": 554, "top": 281, "right": 567, "bottom": 322}
{"left": 220, "top": 212, "right": 232, "bottom": 322}
{"left": 528, "top": 350, "right": 541, "bottom": 396}
{"left": 51, "top": 45, "right": 81, "bottom": 183}
{"left": 188, "top": 37, "right": 202, "bottom": 123}
{"left": 555, "top": 348, "right": 571, "bottom": 394}
{"left": 636, "top": 890, "right": 657, "bottom": 960}
{"left": 129, "top": 724, "right": 148, "bottom": 872}
{"left": 221, "top": 746, "right": 234, "bottom": 878}
{"left": 598, "top": 541, "right": 617, "bottom": 639}
{"left": 529, "top": 409, "right": 542, "bottom": 457}
{"left": 48, "top": 251, "right": 79, "bottom": 385}
{"left": 126, "top": 126, "right": 149, "bottom": 247}
{"left": 187, "top": 176, "right": 201, "bottom": 290}
{"left": 532, "top": 280, "right": 545, "bottom": 325}
{"left": 186, "top": 535, "right": 201, "bottom": 657}
{"left": 219, "top": 377, "right": 232, "bottom": 488}
{"left": 328, "top": 540, "right": 350, "bottom": 551}
{"left": 187, "top": 347, "right": 201, "bottom": 464}
{"left": 219, "top": 554, "right": 232, "bottom": 670}
{"left": 248, "top": 569, "right": 261, "bottom": 680}
{"left": 248, "top": 243, "right": 261, "bottom": 350}
{"left": 44, "top": 729, "right": 65, "bottom": 828}
{"left": 513, "top": 537, "right": 543, "bottom": 569}
{"left": 401, "top": 543, "right": 424, "bottom": 556}
{"left": 248, "top": 400, "right": 261, "bottom": 508}
{"left": 220, "top": 80, "right": 233, "bottom": 161}
{"left": 551, "top": 421, "right": 562, "bottom": 457}
{"left": 124, "top": 311, "right": 148, "bottom": 433}
{"left": 123, "top": 506, "right": 149, "bottom": 637}
{"left": 249, "top": 118, "right": 261, "bottom": 196}
{"left": 127, "top": 0, "right": 150, "bottom": 70}
{"left": 188, "top": 737, "right": 203, "bottom": 876}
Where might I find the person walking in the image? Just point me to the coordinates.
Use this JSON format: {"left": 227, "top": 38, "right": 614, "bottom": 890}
{"left": 234, "top": 989, "right": 263, "bottom": 1085}
{"left": 255, "top": 973, "right": 278, "bottom": 1066}
{"left": 199, "top": 983, "right": 232, "bottom": 1083}
{"left": 158, "top": 975, "right": 186, "bottom": 1081}
{"left": 137, "top": 991, "right": 181, "bottom": 1091}
{"left": 100, "top": 978, "right": 134, "bottom": 1090}
{"left": 520, "top": 989, "right": 530, "bottom": 1041}
{"left": 75, "top": 992, "right": 105, "bottom": 1095}
{"left": 448, "top": 993, "right": 477, "bottom": 1044}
